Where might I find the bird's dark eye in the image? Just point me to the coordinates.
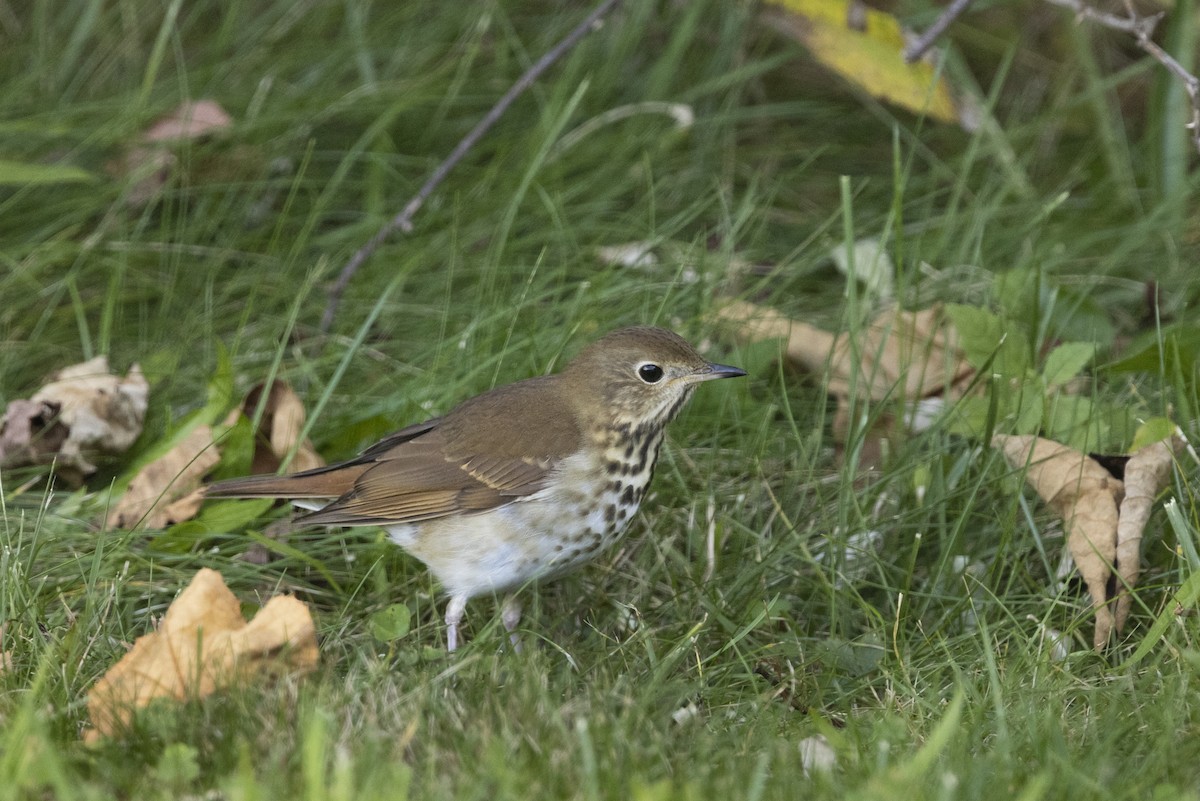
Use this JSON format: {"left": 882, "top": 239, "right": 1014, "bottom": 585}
{"left": 637, "top": 363, "right": 664, "bottom": 384}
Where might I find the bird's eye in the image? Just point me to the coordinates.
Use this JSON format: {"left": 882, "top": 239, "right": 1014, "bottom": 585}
{"left": 637, "top": 363, "right": 664, "bottom": 384}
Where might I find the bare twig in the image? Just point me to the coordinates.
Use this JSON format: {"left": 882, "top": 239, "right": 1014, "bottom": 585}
{"left": 906, "top": 0, "right": 1200, "bottom": 157}
{"left": 1041, "top": 0, "right": 1157, "bottom": 35}
{"left": 904, "top": 0, "right": 976, "bottom": 63}
{"left": 320, "top": 0, "right": 624, "bottom": 333}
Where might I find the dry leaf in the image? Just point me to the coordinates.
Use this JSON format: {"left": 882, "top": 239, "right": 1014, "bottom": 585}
{"left": 720, "top": 300, "right": 972, "bottom": 403}
{"left": 142, "top": 100, "right": 232, "bottom": 143}
{"left": 85, "top": 568, "right": 317, "bottom": 742}
{"left": 0, "top": 356, "right": 148, "bottom": 483}
{"left": 241, "top": 381, "right": 324, "bottom": 475}
{"left": 718, "top": 300, "right": 973, "bottom": 466}
{"left": 994, "top": 435, "right": 1125, "bottom": 649}
{"left": 111, "top": 100, "right": 233, "bottom": 206}
{"left": 106, "top": 425, "right": 221, "bottom": 530}
{"left": 761, "top": 0, "right": 973, "bottom": 129}
{"left": 994, "top": 433, "right": 1184, "bottom": 648}
{"left": 1114, "top": 431, "right": 1185, "bottom": 630}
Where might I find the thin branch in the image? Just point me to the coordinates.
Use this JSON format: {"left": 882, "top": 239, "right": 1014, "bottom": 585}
{"left": 904, "top": 0, "right": 976, "bottom": 63}
{"left": 905, "top": 0, "right": 1200, "bottom": 157}
{"left": 320, "top": 0, "right": 624, "bottom": 334}
{"left": 1115, "top": 0, "right": 1200, "bottom": 157}
{"left": 1042, "top": 0, "right": 1157, "bottom": 35}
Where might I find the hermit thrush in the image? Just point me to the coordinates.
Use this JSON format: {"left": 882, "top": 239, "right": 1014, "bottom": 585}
{"left": 207, "top": 326, "right": 744, "bottom": 650}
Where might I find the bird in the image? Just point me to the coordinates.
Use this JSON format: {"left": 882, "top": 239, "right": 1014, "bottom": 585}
{"left": 206, "top": 326, "right": 745, "bottom": 651}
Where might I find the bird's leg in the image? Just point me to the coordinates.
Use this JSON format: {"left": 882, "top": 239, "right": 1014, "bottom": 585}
{"left": 501, "top": 594, "right": 523, "bottom": 651}
{"left": 445, "top": 594, "right": 468, "bottom": 652}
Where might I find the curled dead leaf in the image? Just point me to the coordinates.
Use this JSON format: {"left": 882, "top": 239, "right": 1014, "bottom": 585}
{"left": 994, "top": 432, "right": 1184, "bottom": 648}
{"left": 106, "top": 425, "right": 220, "bottom": 530}
{"left": 0, "top": 356, "right": 147, "bottom": 484}
{"left": 1115, "top": 431, "right": 1185, "bottom": 630}
{"left": 85, "top": 568, "right": 317, "bottom": 743}
{"left": 994, "top": 435, "right": 1132, "bottom": 650}
{"left": 240, "top": 381, "right": 325, "bottom": 475}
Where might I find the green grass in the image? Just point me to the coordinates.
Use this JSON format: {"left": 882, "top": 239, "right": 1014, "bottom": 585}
{"left": 3, "top": 0, "right": 1200, "bottom": 798}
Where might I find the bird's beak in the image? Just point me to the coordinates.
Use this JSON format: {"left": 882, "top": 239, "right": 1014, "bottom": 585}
{"left": 692, "top": 362, "right": 747, "bottom": 382}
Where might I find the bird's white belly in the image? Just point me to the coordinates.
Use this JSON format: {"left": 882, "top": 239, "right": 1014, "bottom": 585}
{"left": 385, "top": 442, "right": 657, "bottom": 599}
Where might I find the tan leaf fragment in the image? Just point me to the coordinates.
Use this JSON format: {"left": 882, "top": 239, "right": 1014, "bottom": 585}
{"left": 111, "top": 100, "right": 233, "bottom": 206}
{"left": 142, "top": 100, "right": 232, "bottom": 143}
{"left": 242, "top": 381, "right": 325, "bottom": 475}
{"left": 106, "top": 425, "right": 221, "bottom": 530}
{"left": 0, "top": 356, "right": 148, "bottom": 483}
{"left": 993, "top": 435, "right": 1125, "bottom": 650}
{"left": 1114, "top": 431, "right": 1185, "bottom": 631}
{"left": 85, "top": 568, "right": 317, "bottom": 743}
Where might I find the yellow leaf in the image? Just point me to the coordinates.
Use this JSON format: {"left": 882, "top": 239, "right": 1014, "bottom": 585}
{"left": 762, "top": 0, "right": 967, "bottom": 127}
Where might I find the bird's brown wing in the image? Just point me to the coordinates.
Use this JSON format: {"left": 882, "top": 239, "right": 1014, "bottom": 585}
{"left": 210, "top": 376, "right": 583, "bottom": 528}
{"left": 296, "top": 435, "right": 553, "bottom": 526}
{"left": 204, "top": 419, "right": 440, "bottom": 500}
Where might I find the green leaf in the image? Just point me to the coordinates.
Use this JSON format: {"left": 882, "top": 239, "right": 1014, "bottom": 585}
{"left": 1013, "top": 376, "right": 1044, "bottom": 434}
{"left": 1041, "top": 342, "right": 1095, "bottom": 387}
{"left": 146, "top": 521, "right": 208, "bottom": 553}
{"left": 945, "top": 396, "right": 990, "bottom": 438}
{"left": 194, "top": 498, "right": 275, "bottom": 533}
{"left": 370, "top": 603, "right": 412, "bottom": 642}
{"left": 945, "top": 304, "right": 1029, "bottom": 378}
{"left": 210, "top": 414, "right": 255, "bottom": 481}
{"left": 1131, "top": 417, "right": 1179, "bottom": 452}
{"left": 111, "top": 345, "right": 236, "bottom": 493}
{"left": 0, "top": 159, "right": 96, "bottom": 185}
{"left": 154, "top": 743, "right": 200, "bottom": 788}
{"left": 1103, "top": 325, "right": 1200, "bottom": 377}
{"left": 945, "top": 304, "right": 1002, "bottom": 370}
{"left": 1046, "top": 396, "right": 1107, "bottom": 452}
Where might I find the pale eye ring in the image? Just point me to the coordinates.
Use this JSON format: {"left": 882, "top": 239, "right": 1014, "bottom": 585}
{"left": 637, "top": 363, "right": 665, "bottom": 384}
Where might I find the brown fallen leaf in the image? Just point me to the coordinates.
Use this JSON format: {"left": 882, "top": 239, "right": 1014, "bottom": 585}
{"left": 241, "top": 381, "right": 325, "bottom": 475}
{"left": 85, "top": 568, "right": 317, "bottom": 743}
{"left": 142, "top": 100, "right": 232, "bottom": 143}
{"left": 718, "top": 300, "right": 973, "bottom": 466}
{"left": 1114, "top": 431, "right": 1185, "bottom": 631}
{"left": 994, "top": 433, "right": 1185, "bottom": 648}
{"left": 104, "top": 379, "right": 323, "bottom": 529}
{"left": 110, "top": 99, "right": 233, "bottom": 206}
{"left": 0, "top": 356, "right": 148, "bottom": 484}
{"left": 994, "top": 435, "right": 1126, "bottom": 649}
{"left": 106, "top": 425, "right": 221, "bottom": 530}
{"left": 719, "top": 300, "right": 973, "bottom": 403}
